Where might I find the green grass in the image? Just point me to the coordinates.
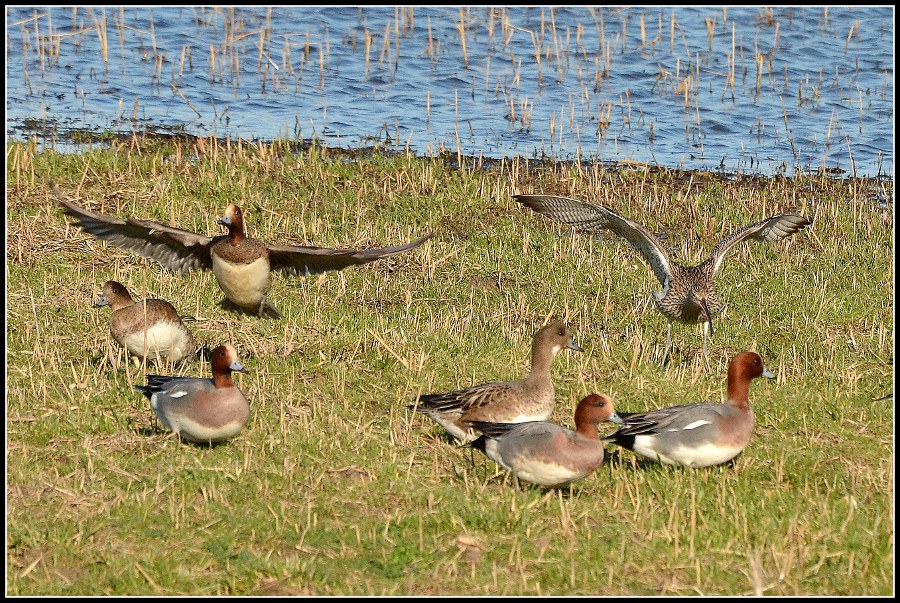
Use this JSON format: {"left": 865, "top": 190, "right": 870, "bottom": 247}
{"left": 6, "top": 136, "right": 894, "bottom": 595}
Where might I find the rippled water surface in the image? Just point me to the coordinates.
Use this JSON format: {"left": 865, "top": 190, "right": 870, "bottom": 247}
{"left": 6, "top": 6, "right": 894, "bottom": 176}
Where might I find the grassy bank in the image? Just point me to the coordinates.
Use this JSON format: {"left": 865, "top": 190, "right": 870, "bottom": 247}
{"left": 6, "top": 136, "right": 893, "bottom": 595}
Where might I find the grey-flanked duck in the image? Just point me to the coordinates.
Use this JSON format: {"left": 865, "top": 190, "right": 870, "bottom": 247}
{"left": 134, "top": 343, "right": 250, "bottom": 443}
{"left": 603, "top": 351, "right": 775, "bottom": 467}
{"left": 469, "top": 393, "right": 624, "bottom": 487}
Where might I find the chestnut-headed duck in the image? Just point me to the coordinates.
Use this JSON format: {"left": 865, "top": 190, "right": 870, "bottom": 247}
{"left": 408, "top": 321, "right": 583, "bottom": 443}
{"left": 54, "top": 184, "right": 433, "bottom": 319}
{"left": 134, "top": 343, "right": 250, "bottom": 443}
{"left": 603, "top": 351, "right": 775, "bottom": 467}
{"left": 94, "top": 280, "right": 195, "bottom": 364}
{"left": 469, "top": 393, "right": 624, "bottom": 487}
{"left": 514, "top": 194, "right": 810, "bottom": 367}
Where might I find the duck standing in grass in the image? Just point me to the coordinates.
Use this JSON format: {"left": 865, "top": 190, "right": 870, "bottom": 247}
{"left": 54, "top": 184, "right": 433, "bottom": 318}
{"left": 94, "top": 280, "right": 196, "bottom": 365}
{"left": 408, "top": 321, "right": 583, "bottom": 443}
{"left": 514, "top": 194, "right": 810, "bottom": 367}
{"left": 134, "top": 343, "right": 250, "bottom": 444}
{"left": 603, "top": 351, "right": 775, "bottom": 467}
{"left": 469, "top": 393, "right": 624, "bottom": 487}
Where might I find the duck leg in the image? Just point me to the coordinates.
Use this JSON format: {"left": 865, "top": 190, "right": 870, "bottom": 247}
{"left": 258, "top": 297, "right": 282, "bottom": 319}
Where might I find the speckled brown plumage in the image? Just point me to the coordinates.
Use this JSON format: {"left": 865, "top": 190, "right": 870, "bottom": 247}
{"left": 408, "top": 321, "right": 584, "bottom": 443}
{"left": 514, "top": 194, "right": 811, "bottom": 366}
{"left": 95, "top": 280, "right": 196, "bottom": 364}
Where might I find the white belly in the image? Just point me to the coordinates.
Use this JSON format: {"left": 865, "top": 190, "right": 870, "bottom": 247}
{"left": 122, "top": 322, "right": 191, "bottom": 362}
{"left": 167, "top": 415, "right": 246, "bottom": 442}
{"left": 427, "top": 412, "right": 475, "bottom": 442}
{"left": 151, "top": 393, "right": 249, "bottom": 443}
{"left": 516, "top": 463, "right": 586, "bottom": 487}
{"left": 211, "top": 254, "right": 271, "bottom": 308}
{"left": 496, "top": 453, "right": 587, "bottom": 487}
{"left": 632, "top": 436, "right": 743, "bottom": 467}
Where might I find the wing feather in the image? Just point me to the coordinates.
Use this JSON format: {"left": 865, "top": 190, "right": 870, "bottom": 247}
{"left": 269, "top": 233, "right": 432, "bottom": 277}
{"left": 53, "top": 184, "right": 214, "bottom": 273}
{"left": 514, "top": 194, "right": 673, "bottom": 286}
{"left": 709, "top": 213, "right": 811, "bottom": 276}
{"left": 413, "top": 380, "right": 515, "bottom": 414}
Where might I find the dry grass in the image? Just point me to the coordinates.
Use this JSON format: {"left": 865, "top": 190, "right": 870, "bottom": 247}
{"left": 5, "top": 135, "right": 894, "bottom": 595}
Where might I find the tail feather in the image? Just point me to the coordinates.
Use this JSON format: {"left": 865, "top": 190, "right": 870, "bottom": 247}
{"left": 469, "top": 434, "right": 489, "bottom": 453}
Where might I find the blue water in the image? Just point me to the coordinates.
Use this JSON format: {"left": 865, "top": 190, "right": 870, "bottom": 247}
{"left": 5, "top": 6, "right": 894, "bottom": 177}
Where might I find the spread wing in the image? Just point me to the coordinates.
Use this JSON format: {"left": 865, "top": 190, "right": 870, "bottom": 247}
{"left": 709, "top": 213, "right": 811, "bottom": 276}
{"left": 269, "top": 233, "right": 433, "bottom": 277}
{"left": 514, "top": 194, "right": 673, "bottom": 286}
{"left": 53, "top": 184, "right": 215, "bottom": 273}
